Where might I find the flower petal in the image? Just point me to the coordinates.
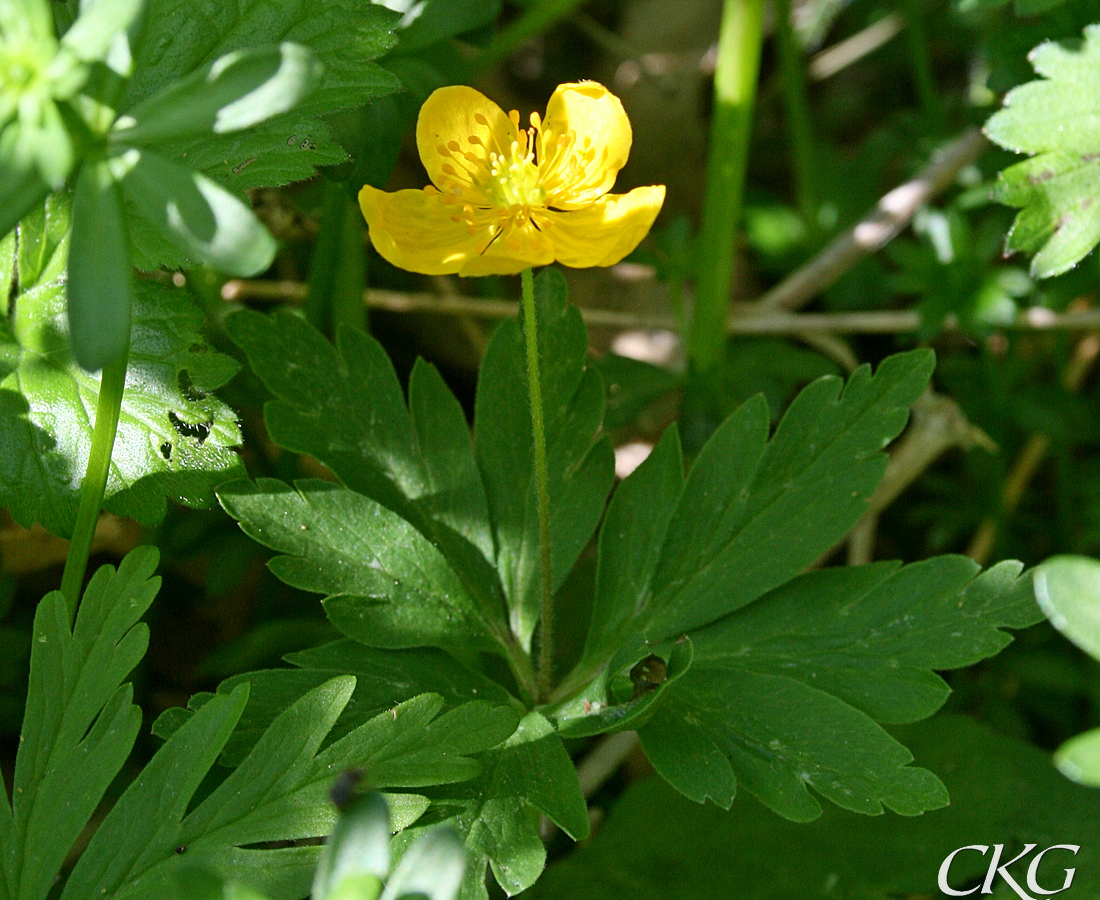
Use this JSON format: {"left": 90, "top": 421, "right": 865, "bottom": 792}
{"left": 538, "top": 82, "right": 632, "bottom": 209}
{"left": 415, "top": 85, "right": 516, "bottom": 203}
{"left": 458, "top": 219, "right": 555, "bottom": 277}
{"left": 359, "top": 184, "right": 489, "bottom": 275}
{"left": 539, "top": 185, "right": 665, "bottom": 268}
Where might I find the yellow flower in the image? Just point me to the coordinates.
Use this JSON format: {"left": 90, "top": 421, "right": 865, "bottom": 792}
{"left": 358, "top": 81, "right": 665, "bottom": 276}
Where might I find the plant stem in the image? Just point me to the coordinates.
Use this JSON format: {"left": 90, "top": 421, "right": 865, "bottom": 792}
{"left": 902, "top": 0, "right": 940, "bottom": 126}
{"left": 773, "top": 0, "right": 819, "bottom": 229}
{"left": 688, "top": 0, "right": 766, "bottom": 373}
{"left": 520, "top": 268, "right": 554, "bottom": 702}
{"left": 306, "top": 180, "right": 366, "bottom": 336}
{"left": 471, "top": 0, "right": 588, "bottom": 74}
{"left": 60, "top": 336, "right": 130, "bottom": 620}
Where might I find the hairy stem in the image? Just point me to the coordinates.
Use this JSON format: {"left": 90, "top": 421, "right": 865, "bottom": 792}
{"left": 521, "top": 268, "right": 554, "bottom": 702}
{"left": 60, "top": 337, "right": 130, "bottom": 619}
{"left": 688, "top": 0, "right": 766, "bottom": 372}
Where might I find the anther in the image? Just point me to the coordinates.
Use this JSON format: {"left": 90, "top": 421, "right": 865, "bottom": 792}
{"left": 447, "top": 141, "right": 460, "bottom": 151}
{"left": 474, "top": 113, "right": 489, "bottom": 125}
{"left": 508, "top": 109, "right": 521, "bottom": 130}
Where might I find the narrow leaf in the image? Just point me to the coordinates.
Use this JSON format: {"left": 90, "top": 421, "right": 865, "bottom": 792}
{"left": 61, "top": 0, "right": 142, "bottom": 63}
{"left": 121, "top": 148, "right": 275, "bottom": 276}
{"left": 67, "top": 157, "right": 133, "bottom": 371}
{"left": 114, "top": 44, "right": 322, "bottom": 146}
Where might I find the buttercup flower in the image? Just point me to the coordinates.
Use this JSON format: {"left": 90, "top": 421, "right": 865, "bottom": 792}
{"left": 358, "top": 82, "right": 665, "bottom": 276}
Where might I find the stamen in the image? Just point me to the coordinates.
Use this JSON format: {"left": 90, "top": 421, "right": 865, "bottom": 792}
{"left": 474, "top": 113, "right": 489, "bottom": 125}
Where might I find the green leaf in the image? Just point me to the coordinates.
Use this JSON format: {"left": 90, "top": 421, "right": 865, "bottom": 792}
{"left": 313, "top": 794, "right": 389, "bottom": 900}
{"left": 113, "top": 44, "right": 322, "bottom": 146}
{"left": 0, "top": 547, "right": 160, "bottom": 900}
{"left": 166, "top": 118, "right": 350, "bottom": 194}
{"left": 225, "top": 311, "right": 494, "bottom": 560}
{"left": 13, "top": 191, "right": 70, "bottom": 290}
{"left": 407, "top": 712, "right": 587, "bottom": 900}
{"left": 157, "top": 639, "right": 516, "bottom": 766}
{"left": 122, "top": 0, "right": 399, "bottom": 116}
{"left": 68, "top": 680, "right": 513, "bottom": 900}
{"left": 0, "top": 213, "right": 244, "bottom": 536}
{"left": 217, "top": 478, "right": 512, "bottom": 657}
{"left": 636, "top": 559, "right": 1038, "bottom": 820}
{"left": 574, "top": 350, "right": 935, "bottom": 684}
{"left": 530, "top": 715, "right": 1100, "bottom": 900}
{"left": 121, "top": 148, "right": 276, "bottom": 276}
{"left": 67, "top": 157, "right": 132, "bottom": 371}
{"left": 0, "top": 230, "right": 13, "bottom": 307}
{"left": 1033, "top": 554, "right": 1100, "bottom": 661}
{"left": 60, "top": 684, "right": 251, "bottom": 900}
{"left": 595, "top": 353, "right": 681, "bottom": 431}
{"left": 580, "top": 426, "right": 684, "bottom": 669}
{"left": 116, "top": 0, "right": 400, "bottom": 201}
{"left": 986, "top": 24, "right": 1100, "bottom": 276}
{"left": 474, "top": 268, "right": 615, "bottom": 650}
{"left": 170, "top": 868, "right": 274, "bottom": 900}
{"left": 224, "top": 313, "right": 513, "bottom": 673}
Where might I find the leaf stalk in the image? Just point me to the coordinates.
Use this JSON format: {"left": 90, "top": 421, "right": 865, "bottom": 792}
{"left": 60, "top": 333, "right": 130, "bottom": 620}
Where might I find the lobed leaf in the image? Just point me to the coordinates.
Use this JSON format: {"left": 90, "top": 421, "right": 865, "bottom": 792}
{"left": 407, "top": 712, "right": 588, "bottom": 900}
{"left": 577, "top": 350, "right": 936, "bottom": 679}
{"left": 154, "top": 639, "right": 516, "bottom": 766}
{"left": 636, "top": 559, "right": 1038, "bottom": 820}
{"left": 217, "top": 478, "right": 512, "bottom": 657}
{"left": 0, "top": 547, "right": 160, "bottom": 900}
{"left": 68, "top": 679, "right": 515, "bottom": 900}
{"left": 986, "top": 24, "right": 1100, "bottom": 276}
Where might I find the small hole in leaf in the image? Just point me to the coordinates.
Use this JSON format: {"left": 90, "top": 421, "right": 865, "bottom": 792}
{"left": 159, "top": 441, "right": 172, "bottom": 460}
{"left": 168, "top": 410, "right": 212, "bottom": 445}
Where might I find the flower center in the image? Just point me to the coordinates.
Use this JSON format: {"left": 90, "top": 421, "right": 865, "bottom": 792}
{"left": 482, "top": 126, "right": 545, "bottom": 210}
